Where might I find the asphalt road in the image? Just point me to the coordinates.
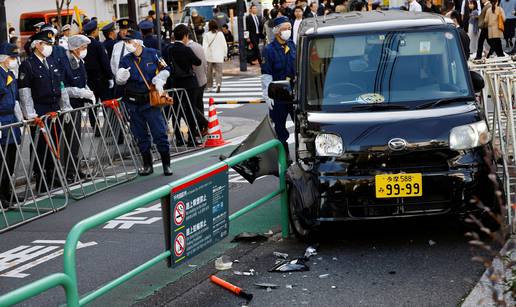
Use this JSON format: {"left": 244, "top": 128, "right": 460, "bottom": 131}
{"left": 0, "top": 96, "right": 486, "bottom": 307}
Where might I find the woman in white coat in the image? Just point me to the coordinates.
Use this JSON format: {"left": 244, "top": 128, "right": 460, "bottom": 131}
{"left": 203, "top": 20, "right": 227, "bottom": 93}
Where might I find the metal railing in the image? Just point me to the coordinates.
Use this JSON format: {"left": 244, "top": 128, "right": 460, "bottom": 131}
{"left": 0, "top": 139, "right": 288, "bottom": 306}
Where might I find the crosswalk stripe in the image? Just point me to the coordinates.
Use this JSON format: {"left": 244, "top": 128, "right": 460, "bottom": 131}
{"left": 203, "top": 104, "right": 242, "bottom": 109}
{"left": 204, "top": 76, "right": 263, "bottom": 104}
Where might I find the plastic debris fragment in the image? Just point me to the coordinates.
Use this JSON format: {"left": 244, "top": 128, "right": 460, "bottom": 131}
{"left": 269, "top": 258, "right": 309, "bottom": 272}
{"left": 273, "top": 252, "right": 289, "bottom": 259}
{"left": 231, "top": 232, "right": 268, "bottom": 242}
{"left": 254, "top": 282, "right": 280, "bottom": 289}
{"left": 429, "top": 240, "right": 436, "bottom": 246}
{"left": 318, "top": 274, "right": 330, "bottom": 278}
{"left": 303, "top": 246, "right": 318, "bottom": 260}
{"left": 215, "top": 256, "right": 233, "bottom": 270}
{"left": 210, "top": 275, "right": 253, "bottom": 301}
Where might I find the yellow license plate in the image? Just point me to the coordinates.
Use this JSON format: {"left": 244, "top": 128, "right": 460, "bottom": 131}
{"left": 375, "top": 173, "right": 423, "bottom": 198}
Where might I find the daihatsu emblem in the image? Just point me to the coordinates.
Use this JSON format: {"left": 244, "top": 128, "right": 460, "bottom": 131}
{"left": 388, "top": 138, "right": 407, "bottom": 151}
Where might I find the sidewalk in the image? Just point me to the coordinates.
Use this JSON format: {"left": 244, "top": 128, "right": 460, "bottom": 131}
{"left": 222, "top": 58, "right": 261, "bottom": 77}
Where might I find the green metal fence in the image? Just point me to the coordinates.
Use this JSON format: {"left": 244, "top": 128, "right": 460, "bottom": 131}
{"left": 0, "top": 139, "right": 288, "bottom": 307}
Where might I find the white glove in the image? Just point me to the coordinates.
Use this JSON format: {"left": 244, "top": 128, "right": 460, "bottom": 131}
{"left": 154, "top": 70, "right": 170, "bottom": 82}
{"left": 14, "top": 101, "right": 23, "bottom": 122}
{"left": 82, "top": 89, "right": 96, "bottom": 103}
{"left": 19, "top": 88, "right": 38, "bottom": 119}
{"left": 108, "top": 79, "right": 115, "bottom": 89}
{"left": 152, "top": 77, "right": 166, "bottom": 95}
{"left": 266, "top": 98, "right": 274, "bottom": 111}
{"left": 116, "top": 67, "right": 131, "bottom": 85}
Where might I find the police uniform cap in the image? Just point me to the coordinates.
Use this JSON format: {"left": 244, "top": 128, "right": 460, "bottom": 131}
{"left": 101, "top": 22, "right": 115, "bottom": 33}
{"left": 61, "top": 24, "right": 71, "bottom": 32}
{"left": 29, "top": 30, "right": 55, "bottom": 44}
{"left": 83, "top": 19, "right": 98, "bottom": 34}
{"left": 116, "top": 18, "right": 133, "bottom": 29}
{"left": 138, "top": 20, "right": 154, "bottom": 30}
{"left": 122, "top": 29, "right": 143, "bottom": 41}
{"left": 68, "top": 35, "right": 91, "bottom": 50}
{"left": 0, "top": 42, "right": 20, "bottom": 56}
{"left": 34, "top": 21, "right": 46, "bottom": 29}
{"left": 41, "top": 24, "right": 58, "bottom": 34}
{"left": 273, "top": 16, "right": 290, "bottom": 27}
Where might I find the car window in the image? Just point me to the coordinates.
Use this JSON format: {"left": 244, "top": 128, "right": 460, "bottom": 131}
{"left": 305, "top": 29, "right": 471, "bottom": 110}
{"left": 20, "top": 17, "right": 45, "bottom": 32}
{"left": 181, "top": 6, "right": 214, "bottom": 23}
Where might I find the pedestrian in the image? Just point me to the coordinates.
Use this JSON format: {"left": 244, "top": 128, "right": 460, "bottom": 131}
{"left": 187, "top": 38, "right": 209, "bottom": 138}
{"left": 102, "top": 22, "right": 117, "bottom": 60}
{"left": 279, "top": 0, "right": 293, "bottom": 19}
{"left": 292, "top": 6, "right": 304, "bottom": 44}
{"left": 246, "top": 4, "right": 264, "bottom": 65}
{"left": 261, "top": 16, "right": 296, "bottom": 157}
{"left": 468, "top": 0, "right": 480, "bottom": 56}
{"left": 500, "top": 0, "right": 516, "bottom": 48}
{"left": 265, "top": 8, "right": 279, "bottom": 44}
{"left": 423, "top": 0, "right": 440, "bottom": 13}
{"left": 408, "top": 0, "right": 423, "bottom": 12}
{"left": 168, "top": 24, "right": 203, "bottom": 147}
{"left": 111, "top": 19, "right": 133, "bottom": 76}
{"left": 147, "top": 10, "right": 159, "bottom": 34}
{"left": 213, "top": 7, "right": 229, "bottom": 29}
{"left": 485, "top": 0, "right": 506, "bottom": 57}
{"left": 58, "top": 24, "right": 71, "bottom": 50}
{"left": 461, "top": 0, "right": 481, "bottom": 30}
{"left": 0, "top": 42, "right": 23, "bottom": 210}
{"left": 162, "top": 12, "right": 173, "bottom": 40}
{"left": 305, "top": 2, "right": 319, "bottom": 17}
{"left": 204, "top": 20, "right": 227, "bottom": 94}
{"left": 62, "top": 35, "right": 96, "bottom": 181}
{"left": 139, "top": 20, "right": 159, "bottom": 50}
{"left": 475, "top": 0, "right": 493, "bottom": 59}
{"left": 191, "top": 9, "right": 205, "bottom": 44}
{"left": 115, "top": 29, "right": 172, "bottom": 176}
{"left": 451, "top": 10, "right": 471, "bottom": 57}
{"left": 83, "top": 19, "right": 114, "bottom": 136}
{"left": 18, "top": 30, "right": 73, "bottom": 192}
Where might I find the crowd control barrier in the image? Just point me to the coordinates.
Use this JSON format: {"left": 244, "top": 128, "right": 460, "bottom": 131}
{"left": 470, "top": 56, "right": 516, "bottom": 232}
{"left": 0, "top": 139, "right": 289, "bottom": 307}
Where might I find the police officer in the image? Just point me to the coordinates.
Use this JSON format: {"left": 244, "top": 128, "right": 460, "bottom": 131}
{"left": 115, "top": 30, "right": 172, "bottom": 176}
{"left": 139, "top": 20, "right": 159, "bottom": 50}
{"left": 111, "top": 19, "right": 133, "bottom": 76}
{"left": 261, "top": 16, "right": 295, "bottom": 156}
{"left": 101, "top": 22, "right": 117, "bottom": 59}
{"left": 58, "top": 24, "right": 71, "bottom": 50}
{"left": 18, "top": 30, "right": 72, "bottom": 192}
{"left": 0, "top": 43, "right": 23, "bottom": 210}
{"left": 62, "top": 35, "right": 96, "bottom": 181}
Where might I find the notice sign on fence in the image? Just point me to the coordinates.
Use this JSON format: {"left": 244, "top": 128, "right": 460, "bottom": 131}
{"left": 168, "top": 165, "right": 229, "bottom": 267}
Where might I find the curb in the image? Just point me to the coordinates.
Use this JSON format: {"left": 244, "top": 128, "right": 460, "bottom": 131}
{"left": 461, "top": 236, "right": 515, "bottom": 306}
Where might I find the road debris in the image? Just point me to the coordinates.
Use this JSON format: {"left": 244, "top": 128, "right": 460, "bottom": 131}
{"left": 303, "top": 245, "right": 318, "bottom": 260}
{"left": 269, "top": 258, "right": 309, "bottom": 272}
{"left": 273, "top": 252, "right": 289, "bottom": 259}
{"left": 210, "top": 275, "right": 253, "bottom": 301}
{"left": 318, "top": 274, "right": 330, "bottom": 278}
{"left": 264, "top": 229, "right": 274, "bottom": 237}
{"left": 254, "top": 282, "right": 280, "bottom": 289}
{"left": 332, "top": 257, "right": 338, "bottom": 261}
{"left": 231, "top": 232, "right": 268, "bottom": 242}
{"left": 429, "top": 240, "right": 436, "bottom": 246}
{"left": 234, "top": 269, "right": 256, "bottom": 276}
{"left": 286, "top": 284, "right": 295, "bottom": 289}
{"left": 331, "top": 286, "right": 337, "bottom": 289}
{"left": 215, "top": 256, "right": 233, "bottom": 270}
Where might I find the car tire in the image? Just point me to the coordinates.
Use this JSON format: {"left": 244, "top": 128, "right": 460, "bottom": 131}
{"left": 288, "top": 184, "right": 317, "bottom": 242}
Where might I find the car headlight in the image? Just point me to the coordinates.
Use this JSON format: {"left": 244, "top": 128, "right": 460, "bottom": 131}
{"left": 315, "top": 133, "right": 343, "bottom": 156}
{"left": 449, "top": 121, "right": 491, "bottom": 150}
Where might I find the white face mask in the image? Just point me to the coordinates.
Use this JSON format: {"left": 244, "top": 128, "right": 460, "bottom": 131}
{"left": 8, "top": 59, "right": 18, "bottom": 70}
{"left": 79, "top": 49, "right": 88, "bottom": 59}
{"left": 41, "top": 44, "right": 53, "bottom": 57}
{"left": 280, "top": 30, "right": 291, "bottom": 41}
{"left": 125, "top": 42, "right": 137, "bottom": 53}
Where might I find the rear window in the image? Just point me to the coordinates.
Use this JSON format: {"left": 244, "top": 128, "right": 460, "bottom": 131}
{"left": 181, "top": 6, "right": 214, "bottom": 23}
{"left": 20, "top": 17, "right": 45, "bottom": 32}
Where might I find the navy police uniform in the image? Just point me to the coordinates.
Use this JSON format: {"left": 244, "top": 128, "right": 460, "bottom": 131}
{"left": 139, "top": 20, "right": 160, "bottom": 50}
{"left": 83, "top": 20, "right": 113, "bottom": 101}
{"left": 261, "top": 21, "right": 296, "bottom": 152}
{"left": 0, "top": 43, "right": 22, "bottom": 208}
{"left": 102, "top": 22, "right": 117, "bottom": 59}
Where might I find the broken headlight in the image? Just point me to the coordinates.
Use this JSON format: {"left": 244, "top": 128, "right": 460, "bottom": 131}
{"left": 315, "top": 133, "right": 343, "bottom": 157}
{"left": 449, "top": 121, "right": 490, "bottom": 150}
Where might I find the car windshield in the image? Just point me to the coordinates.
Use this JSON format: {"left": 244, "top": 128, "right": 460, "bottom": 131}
{"left": 181, "top": 6, "right": 214, "bottom": 23}
{"left": 305, "top": 29, "right": 472, "bottom": 110}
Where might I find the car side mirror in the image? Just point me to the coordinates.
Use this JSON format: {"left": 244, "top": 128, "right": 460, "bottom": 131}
{"left": 470, "top": 71, "right": 484, "bottom": 93}
{"left": 268, "top": 81, "right": 294, "bottom": 103}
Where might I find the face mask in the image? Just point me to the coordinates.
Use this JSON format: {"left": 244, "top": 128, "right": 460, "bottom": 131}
{"left": 41, "top": 44, "right": 53, "bottom": 57}
{"left": 125, "top": 42, "right": 137, "bottom": 53}
{"left": 280, "top": 30, "right": 291, "bottom": 41}
{"left": 79, "top": 49, "right": 88, "bottom": 59}
{"left": 8, "top": 60, "right": 18, "bottom": 70}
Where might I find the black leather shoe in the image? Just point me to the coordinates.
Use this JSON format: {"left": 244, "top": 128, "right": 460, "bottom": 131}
{"left": 159, "top": 151, "right": 173, "bottom": 176}
{"left": 139, "top": 151, "right": 154, "bottom": 176}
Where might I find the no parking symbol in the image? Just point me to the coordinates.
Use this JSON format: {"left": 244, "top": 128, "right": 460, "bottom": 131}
{"left": 174, "top": 233, "right": 185, "bottom": 257}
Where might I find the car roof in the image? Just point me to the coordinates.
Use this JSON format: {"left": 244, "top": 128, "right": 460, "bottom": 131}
{"left": 300, "top": 11, "right": 451, "bottom": 36}
{"left": 185, "top": 0, "right": 236, "bottom": 7}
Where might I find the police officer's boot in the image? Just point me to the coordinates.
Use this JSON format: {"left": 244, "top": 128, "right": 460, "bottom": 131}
{"left": 139, "top": 152, "right": 154, "bottom": 176}
{"left": 160, "top": 152, "right": 173, "bottom": 176}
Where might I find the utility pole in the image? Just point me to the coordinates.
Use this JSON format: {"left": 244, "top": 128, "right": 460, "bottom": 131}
{"left": 236, "top": 0, "right": 247, "bottom": 72}
{"left": 0, "top": 0, "right": 7, "bottom": 42}
{"left": 128, "top": 0, "right": 137, "bottom": 24}
{"left": 154, "top": 0, "right": 162, "bottom": 51}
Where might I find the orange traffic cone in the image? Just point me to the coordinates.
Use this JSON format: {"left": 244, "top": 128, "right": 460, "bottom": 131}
{"left": 204, "top": 98, "right": 229, "bottom": 147}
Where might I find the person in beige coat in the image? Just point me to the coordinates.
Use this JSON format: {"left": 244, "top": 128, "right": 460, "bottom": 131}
{"left": 485, "top": 0, "right": 506, "bottom": 57}
{"left": 203, "top": 20, "right": 227, "bottom": 93}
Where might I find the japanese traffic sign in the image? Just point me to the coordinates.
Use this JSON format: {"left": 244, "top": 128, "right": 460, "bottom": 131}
{"left": 168, "top": 165, "right": 229, "bottom": 267}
